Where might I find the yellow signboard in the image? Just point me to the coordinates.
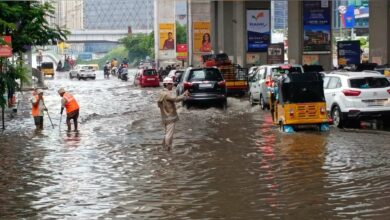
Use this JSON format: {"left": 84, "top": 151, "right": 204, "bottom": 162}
{"left": 159, "top": 23, "right": 175, "bottom": 50}
{"left": 193, "top": 21, "right": 211, "bottom": 53}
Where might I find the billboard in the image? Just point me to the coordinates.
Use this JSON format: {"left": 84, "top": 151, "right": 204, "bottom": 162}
{"left": 337, "top": 40, "right": 361, "bottom": 66}
{"left": 0, "top": 36, "right": 12, "bottom": 57}
{"left": 159, "top": 23, "right": 175, "bottom": 50}
{"left": 193, "top": 22, "right": 211, "bottom": 53}
{"left": 176, "top": 44, "right": 187, "bottom": 60}
{"left": 303, "top": 1, "right": 331, "bottom": 53}
{"left": 246, "top": 10, "right": 270, "bottom": 52}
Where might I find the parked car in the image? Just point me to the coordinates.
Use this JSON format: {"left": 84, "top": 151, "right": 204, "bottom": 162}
{"left": 250, "top": 64, "right": 304, "bottom": 110}
{"left": 134, "top": 69, "right": 160, "bottom": 87}
{"left": 69, "top": 65, "right": 96, "bottom": 80}
{"left": 174, "top": 70, "right": 184, "bottom": 86}
{"left": 176, "top": 67, "right": 227, "bottom": 109}
{"left": 323, "top": 71, "right": 390, "bottom": 128}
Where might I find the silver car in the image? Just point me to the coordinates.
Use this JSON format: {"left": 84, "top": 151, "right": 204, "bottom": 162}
{"left": 69, "top": 65, "right": 96, "bottom": 80}
{"left": 249, "top": 64, "right": 304, "bottom": 110}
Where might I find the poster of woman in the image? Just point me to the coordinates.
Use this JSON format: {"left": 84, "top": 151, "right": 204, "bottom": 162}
{"left": 193, "top": 22, "right": 212, "bottom": 53}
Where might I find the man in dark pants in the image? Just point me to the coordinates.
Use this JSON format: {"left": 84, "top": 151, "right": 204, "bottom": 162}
{"left": 58, "top": 88, "right": 80, "bottom": 132}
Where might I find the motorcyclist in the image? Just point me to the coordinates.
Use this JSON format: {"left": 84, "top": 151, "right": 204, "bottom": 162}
{"left": 103, "top": 61, "right": 110, "bottom": 79}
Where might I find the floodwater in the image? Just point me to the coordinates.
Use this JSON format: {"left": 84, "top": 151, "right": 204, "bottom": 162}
{"left": 1, "top": 70, "right": 390, "bottom": 219}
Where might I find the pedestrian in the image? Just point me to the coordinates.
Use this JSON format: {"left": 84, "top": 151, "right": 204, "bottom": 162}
{"left": 58, "top": 88, "right": 80, "bottom": 132}
{"left": 157, "top": 77, "right": 189, "bottom": 150}
{"left": 31, "top": 89, "right": 47, "bottom": 130}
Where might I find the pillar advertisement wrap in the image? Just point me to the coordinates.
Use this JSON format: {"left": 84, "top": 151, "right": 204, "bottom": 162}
{"left": 193, "top": 21, "right": 211, "bottom": 53}
{"left": 159, "top": 23, "right": 176, "bottom": 59}
{"left": 303, "top": 1, "right": 331, "bottom": 53}
{"left": 246, "top": 10, "right": 270, "bottom": 52}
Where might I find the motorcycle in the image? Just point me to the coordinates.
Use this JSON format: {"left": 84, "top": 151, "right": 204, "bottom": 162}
{"left": 119, "top": 68, "right": 128, "bottom": 81}
{"left": 111, "top": 66, "right": 118, "bottom": 76}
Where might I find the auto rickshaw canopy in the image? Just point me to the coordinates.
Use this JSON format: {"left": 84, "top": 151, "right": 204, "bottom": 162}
{"left": 278, "top": 72, "right": 325, "bottom": 104}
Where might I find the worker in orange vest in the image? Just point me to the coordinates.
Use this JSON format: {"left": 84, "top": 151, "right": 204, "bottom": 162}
{"left": 58, "top": 88, "right": 80, "bottom": 132}
{"left": 31, "top": 89, "right": 47, "bottom": 130}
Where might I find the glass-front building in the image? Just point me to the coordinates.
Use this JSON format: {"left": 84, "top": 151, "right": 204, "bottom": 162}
{"left": 84, "top": 0, "right": 154, "bottom": 30}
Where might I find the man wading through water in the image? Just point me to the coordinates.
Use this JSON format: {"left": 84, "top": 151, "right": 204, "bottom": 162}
{"left": 157, "top": 77, "right": 189, "bottom": 150}
{"left": 31, "top": 89, "right": 47, "bottom": 130}
{"left": 58, "top": 88, "right": 80, "bottom": 132}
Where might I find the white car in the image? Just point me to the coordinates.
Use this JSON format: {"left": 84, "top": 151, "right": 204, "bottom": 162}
{"left": 323, "top": 71, "right": 390, "bottom": 128}
{"left": 248, "top": 64, "right": 304, "bottom": 109}
{"left": 69, "top": 65, "right": 96, "bottom": 80}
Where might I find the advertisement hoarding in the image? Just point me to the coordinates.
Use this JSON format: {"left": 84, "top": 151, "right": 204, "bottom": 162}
{"left": 246, "top": 10, "right": 270, "bottom": 52}
{"left": 303, "top": 1, "right": 331, "bottom": 53}
{"left": 337, "top": 40, "right": 361, "bottom": 66}
{"left": 267, "top": 43, "right": 284, "bottom": 64}
{"left": 193, "top": 21, "right": 211, "bottom": 53}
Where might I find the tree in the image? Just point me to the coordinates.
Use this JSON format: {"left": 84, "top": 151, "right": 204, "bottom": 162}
{"left": 176, "top": 22, "right": 187, "bottom": 44}
{"left": 119, "top": 32, "right": 154, "bottom": 65}
{"left": 0, "top": 1, "right": 68, "bottom": 129}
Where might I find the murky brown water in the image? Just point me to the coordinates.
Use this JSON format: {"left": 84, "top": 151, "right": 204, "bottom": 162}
{"left": 1, "top": 70, "right": 390, "bottom": 219}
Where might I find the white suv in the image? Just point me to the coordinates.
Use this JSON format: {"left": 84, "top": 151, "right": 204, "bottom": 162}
{"left": 323, "top": 71, "right": 390, "bottom": 128}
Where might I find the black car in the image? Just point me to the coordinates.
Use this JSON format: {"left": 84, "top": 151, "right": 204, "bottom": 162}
{"left": 174, "top": 70, "right": 184, "bottom": 86}
{"left": 176, "top": 67, "right": 227, "bottom": 108}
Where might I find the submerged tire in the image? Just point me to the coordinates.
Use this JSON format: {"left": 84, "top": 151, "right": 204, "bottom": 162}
{"left": 331, "top": 105, "right": 344, "bottom": 128}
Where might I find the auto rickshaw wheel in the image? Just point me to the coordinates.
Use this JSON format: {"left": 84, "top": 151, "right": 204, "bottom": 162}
{"left": 331, "top": 105, "right": 344, "bottom": 128}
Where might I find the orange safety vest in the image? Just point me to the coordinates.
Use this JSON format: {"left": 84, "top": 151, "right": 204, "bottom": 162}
{"left": 63, "top": 92, "right": 79, "bottom": 113}
{"left": 32, "top": 95, "right": 41, "bottom": 117}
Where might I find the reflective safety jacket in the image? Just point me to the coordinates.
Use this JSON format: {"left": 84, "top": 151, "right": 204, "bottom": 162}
{"left": 32, "top": 95, "right": 44, "bottom": 117}
{"left": 63, "top": 92, "right": 79, "bottom": 113}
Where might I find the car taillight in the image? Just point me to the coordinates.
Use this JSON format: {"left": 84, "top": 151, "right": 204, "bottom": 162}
{"left": 342, "top": 89, "right": 361, "bottom": 96}
{"left": 320, "top": 107, "right": 326, "bottom": 115}
{"left": 387, "top": 89, "right": 390, "bottom": 94}
{"left": 265, "top": 77, "right": 272, "bottom": 87}
{"left": 289, "top": 108, "right": 294, "bottom": 117}
{"left": 218, "top": 80, "right": 226, "bottom": 88}
{"left": 184, "top": 82, "right": 192, "bottom": 90}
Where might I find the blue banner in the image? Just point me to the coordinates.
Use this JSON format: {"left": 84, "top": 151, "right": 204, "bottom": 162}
{"left": 337, "top": 40, "right": 361, "bottom": 66}
{"left": 303, "top": 1, "right": 331, "bottom": 53}
{"left": 344, "top": 5, "right": 355, "bottom": 28}
{"left": 246, "top": 10, "right": 270, "bottom": 52}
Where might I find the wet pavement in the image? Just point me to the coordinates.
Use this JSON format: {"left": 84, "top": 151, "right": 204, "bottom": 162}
{"left": 1, "top": 70, "right": 390, "bottom": 219}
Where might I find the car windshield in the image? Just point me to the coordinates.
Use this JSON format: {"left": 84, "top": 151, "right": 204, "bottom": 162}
{"left": 41, "top": 63, "right": 53, "bottom": 68}
{"left": 189, "top": 69, "right": 223, "bottom": 82}
{"left": 271, "top": 67, "right": 302, "bottom": 77}
{"left": 81, "top": 66, "right": 93, "bottom": 70}
{"left": 349, "top": 77, "right": 390, "bottom": 89}
{"left": 143, "top": 69, "right": 156, "bottom": 76}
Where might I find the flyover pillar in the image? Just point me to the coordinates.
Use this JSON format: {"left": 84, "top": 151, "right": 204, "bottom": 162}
{"left": 369, "top": 0, "right": 390, "bottom": 65}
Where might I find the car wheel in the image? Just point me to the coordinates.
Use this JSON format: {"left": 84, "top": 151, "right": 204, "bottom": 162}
{"left": 77, "top": 76, "right": 81, "bottom": 80}
{"left": 92, "top": 77, "right": 96, "bottom": 80}
{"left": 260, "top": 95, "right": 266, "bottom": 110}
{"left": 331, "top": 105, "right": 344, "bottom": 128}
{"left": 249, "top": 93, "right": 255, "bottom": 106}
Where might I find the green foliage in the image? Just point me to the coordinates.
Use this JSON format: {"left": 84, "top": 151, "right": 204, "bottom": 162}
{"left": 0, "top": 59, "right": 30, "bottom": 109}
{"left": 76, "top": 47, "right": 128, "bottom": 68}
{"left": 119, "top": 32, "right": 154, "bottom": 65}
{"left": 176, "top": 22, "right": 187, "bottom": 44}
{"left": 0, "top": 1, "right": 69, "bottom": 54}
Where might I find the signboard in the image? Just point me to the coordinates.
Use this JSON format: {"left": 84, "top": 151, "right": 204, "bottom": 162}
{"left": 344, "top": 5, "right": 355, "bottom": 28}
{"left": 193, "top": 22, "right": 211, "bottom": 53}
{"left": 246, "top": 10, "right": 270, "bottom": 52}
{"left": 303, "top": 55, "right": 320, "bottom": 65}
{"left": 267, "top": 43, "right": 284, "bottom": 64}
{"left": 159, "top": 23, "right": 175, "bottom": 50}
{"left": 337, "top": 40, "right": 361, "bottom": 66}
{"left": 0, "top": 36, "right": 12, "bottom": 57}
{"left": 176, "top": 44, "right": 187, "bottom": 60}
{"left": 246, "top": 53, "right": 261, "bottom": 65}
{"left": 303, "top": 1, "right": 331, "bottom": 53}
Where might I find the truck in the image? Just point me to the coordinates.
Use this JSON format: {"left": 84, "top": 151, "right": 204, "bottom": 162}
{"left": 201, "top": 53, "right": 248, "bottom": 96}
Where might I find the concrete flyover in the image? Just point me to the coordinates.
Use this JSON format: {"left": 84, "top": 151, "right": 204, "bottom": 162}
{"left": 66, "top": 29, "right": 152, "bottom": 43}
{"left": 155, "top": 0, "right": 390, "bottom": 70}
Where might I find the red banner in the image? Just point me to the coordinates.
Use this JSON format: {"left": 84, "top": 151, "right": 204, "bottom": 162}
{"left": 0, "top": 36, "right": 12, "bottom": 57}
{"left": 176, "top": 44, "right": 187, "bottom": 60}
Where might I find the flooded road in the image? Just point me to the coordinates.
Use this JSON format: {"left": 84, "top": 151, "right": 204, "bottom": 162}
{"left": 1, "top": 70, "right": 390, "bottom": 219}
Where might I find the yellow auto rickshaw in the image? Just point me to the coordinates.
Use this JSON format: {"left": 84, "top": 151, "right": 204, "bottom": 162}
{"left": 270, "top": 72, "right": 329, "bottom": 132}
{"left": 41, "top": 62, "right": 54, "bottom": 77}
